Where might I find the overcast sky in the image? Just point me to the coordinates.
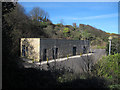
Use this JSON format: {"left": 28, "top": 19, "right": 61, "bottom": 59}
{"left": 19, "top": 2, "right": 119, "bottom": 34}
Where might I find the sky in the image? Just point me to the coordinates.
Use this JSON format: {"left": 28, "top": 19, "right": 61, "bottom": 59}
{"left": 18, "top": 2, "right": 118, "bottom": 34}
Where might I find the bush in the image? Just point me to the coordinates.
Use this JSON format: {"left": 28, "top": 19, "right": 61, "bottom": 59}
{"left": 92, "top": 53, "right": 120, "bottom": 88}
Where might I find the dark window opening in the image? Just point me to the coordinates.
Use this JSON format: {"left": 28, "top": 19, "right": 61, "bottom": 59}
{"left": 52, "top": 48, "right": 58, "bottom": 59}
{"left": 43, "top": 49, "right": 47, "bottom": 61}
{"left": 83, "top": 46, "right": 86, "bottom": 54}
{"left": 26, "top": 46, "right": 28, "bottom": 56}
{"left": 73, "top": 47, "right": 76, "bottom": 56}
{"left": 22, "top": 45, "right": 26, "bottom": 56}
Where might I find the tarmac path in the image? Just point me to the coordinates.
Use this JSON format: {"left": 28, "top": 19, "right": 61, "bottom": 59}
{"left": 21, "top": 49, "right": 106, "bottom": 74}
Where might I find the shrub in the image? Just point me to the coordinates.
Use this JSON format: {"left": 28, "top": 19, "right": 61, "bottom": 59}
{"left": 92, "top": 53, "right": 120, "bottom": 88}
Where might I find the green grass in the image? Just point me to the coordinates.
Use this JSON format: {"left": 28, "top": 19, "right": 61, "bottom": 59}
{"left": 91, "top": 45, "right": 106, "bottom": 49}
{"left": 96, "top": 45, "right": 106, "bottom": 49}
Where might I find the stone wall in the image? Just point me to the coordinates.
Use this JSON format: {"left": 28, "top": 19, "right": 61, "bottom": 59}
{"left": 21, "top": 38, "right": 90, "bottom": 62}
{"left": 21, "top": 38, "right": 40, "bottom": 61}
{"left": 40, "top": 38, "right": 90, "bottom": 61}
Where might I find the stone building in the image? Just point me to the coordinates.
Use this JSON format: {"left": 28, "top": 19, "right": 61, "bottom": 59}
{"left": 21, "top": 38, "right": 90, "bottom": 62}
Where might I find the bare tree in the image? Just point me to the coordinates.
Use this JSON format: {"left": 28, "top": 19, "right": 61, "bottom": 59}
{"left": 78, "top": 40, "right": 95, "bottom": 78}
{"left": 29, "top": 7, "right": 49, "bottom": 22}
{"left": 73, "top": 23, "right": 77, "bottom": 29}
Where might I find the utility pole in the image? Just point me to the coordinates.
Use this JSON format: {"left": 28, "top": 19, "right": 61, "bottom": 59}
{"left": 108, "top": 36, "right": 112, "bottom": 55}
{"left": 54, "top": 45, "right": 56, "bottom": 70}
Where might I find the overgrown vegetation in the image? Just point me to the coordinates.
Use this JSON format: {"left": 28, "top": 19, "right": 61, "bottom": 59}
{"left": 92, "top": 53, "right": 120, "bottom": 89}
{"left": 2, "top": 2, "right": 120, "bottom": 89}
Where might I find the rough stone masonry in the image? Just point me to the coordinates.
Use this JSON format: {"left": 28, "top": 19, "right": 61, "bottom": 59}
{"left": 21, "top": 38, "right": 90, "bottom": 62}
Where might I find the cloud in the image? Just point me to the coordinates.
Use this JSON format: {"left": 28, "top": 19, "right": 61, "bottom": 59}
{"left": 70, "top": 13, "right": 118, "bottom": 20}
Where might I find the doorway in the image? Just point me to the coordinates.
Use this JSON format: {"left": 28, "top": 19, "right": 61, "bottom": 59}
{"left": 52, "top": 48, "right": 55, "bottom": 59}
{"left": 43, "top": 49, "right": 47, "bottom": 61}
{"left": 73, "top": 47, "right": 76, "bottom": 56}
{"left": 55, "top": 48, "right": 58, "bottom": 59}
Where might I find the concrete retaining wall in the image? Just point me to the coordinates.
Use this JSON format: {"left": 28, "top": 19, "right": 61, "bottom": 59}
{"left": 21, "top": 38, "right": 90, "bottom": 62}
{"left": 40, "top": 38, "right": 90, "bottom": 61}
